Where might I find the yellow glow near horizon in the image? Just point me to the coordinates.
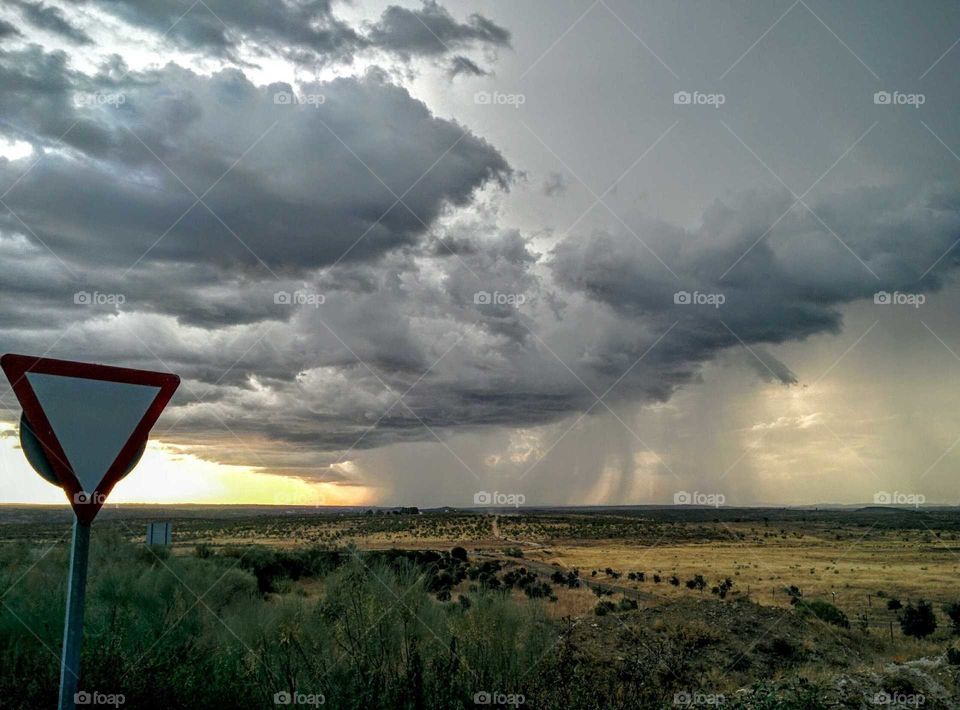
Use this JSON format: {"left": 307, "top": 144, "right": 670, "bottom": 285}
{"left": 0, "top": 424, "right": 373, "bottom": 506}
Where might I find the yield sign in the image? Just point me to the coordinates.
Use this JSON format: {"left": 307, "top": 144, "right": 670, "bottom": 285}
{"left": 1, "top": 354, "right": 180, "bottom": 522}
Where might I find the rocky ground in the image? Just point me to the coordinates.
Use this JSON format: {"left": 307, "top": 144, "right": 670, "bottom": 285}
{"left": 551, "top": 596, "right": 960, "bottom": 708}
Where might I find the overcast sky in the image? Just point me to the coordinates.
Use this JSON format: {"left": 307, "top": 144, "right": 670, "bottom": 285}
{"left": 1, "top": 0, "right": 959, "bottom": 507}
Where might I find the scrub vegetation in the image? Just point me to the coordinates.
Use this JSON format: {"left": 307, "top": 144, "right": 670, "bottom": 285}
{"left": 2, "top": 507, "right": 960, "bottom": 708}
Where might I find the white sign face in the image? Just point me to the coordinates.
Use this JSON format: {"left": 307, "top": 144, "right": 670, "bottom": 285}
{"left": 25, "top": 373, "right": 160, "bottom": 493}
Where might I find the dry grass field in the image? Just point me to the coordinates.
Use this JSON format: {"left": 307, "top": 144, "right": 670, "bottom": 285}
{"left": 534, "top": 534, "right": 960, "bottom": 611}
{"left": 4, "top": 504, "right": 960, "bottom": 707}
{"left": 173, "top": 505, "right": 960, "bottom": 642}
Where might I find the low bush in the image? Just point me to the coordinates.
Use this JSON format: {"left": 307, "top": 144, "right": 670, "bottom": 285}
{"left": 795, "top": 599, "right": 850, "bottom": 629}
{"left": 594, "top": 600, "right": 616, "bottom": 616}
{"left": 0, "top": 535, "right": 557, "bottom": 709}
{"left": 900, "top": 600, "right": 937, "bottom": 639}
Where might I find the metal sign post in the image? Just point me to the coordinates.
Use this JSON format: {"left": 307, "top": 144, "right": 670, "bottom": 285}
{"left": 1, "top": 354, "right": 179, "bottom": 710}
{"left": 58, "top": 519, "right": 91, "bottom": 710}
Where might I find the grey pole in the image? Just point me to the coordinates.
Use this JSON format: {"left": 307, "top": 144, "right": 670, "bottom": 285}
{"left": 58, "top": 517, "right": 91, "bottom": 710}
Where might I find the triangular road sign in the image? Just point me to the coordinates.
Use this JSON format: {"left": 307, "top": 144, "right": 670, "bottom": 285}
{"left": 1, "top": 354, "right": 180, "bottom": 522}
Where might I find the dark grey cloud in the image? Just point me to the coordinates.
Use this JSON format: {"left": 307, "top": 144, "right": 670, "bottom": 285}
{"left": 66, "top": 0, "right": 356, "bottom": 63}
{"left": 447, "top": 55, "right": 487, "bottom": 79}
{"left": 0, "top": 19, "right": 22, "bottom": 38}
{"left": 0, "top": 53, "right": 510, "bottom": 277}
{"left": 0, "top": 45, "right": 103, "bottom": 151}
{"left": 743, "top": 348, "right": 798, "bottom": 385}
{"left": 62, "top": 0, "right": 508, "bottom": 68}
{"left": 438, "top": 227, "right": 541, "bottom": 342}
{"left": 3, "top": 0, "right": 960, "bottom": 501}
{"left": 5, "top": 180, "right": 957, "bottom": 473}
{"left": 11, "top": 0, "right": 92, "bottom": 44}
{"left": 551, "top": 185, "right": 960, "bottom": 391}
{"left": 366, "top": 1, "right": 510, "bottom": 59}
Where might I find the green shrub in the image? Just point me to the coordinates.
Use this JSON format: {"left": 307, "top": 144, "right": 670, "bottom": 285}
{"left": 617, "top": 597, "right": 638, "bottom": 611}
{"left": 594, "top": 600, "right": 615, "bottom": 616}
{"left": 943, "top": 601, "right": 960, "bottom": 634}
{"left": 900, "top": 600, "right": 937, "bottom": 639}
{"left": 0, "top": 536, "right": 557, "bottom": 709}
{"left": 795, "top": 599, "right": 850, "bottom": 629}
{"left": 220, "top": 545, "right": 345, "bottom": 593}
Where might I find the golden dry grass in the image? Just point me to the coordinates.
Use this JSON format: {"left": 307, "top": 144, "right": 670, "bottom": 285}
{"left": 181, "top": 513, "right": 960, "bottom": 628}
{"left": 523, "top": 529, "right": 960, "bottom": 619}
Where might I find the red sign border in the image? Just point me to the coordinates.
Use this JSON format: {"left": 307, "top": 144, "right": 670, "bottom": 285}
{"left": 1, "top": 354, "right": 180, "bottom": 522}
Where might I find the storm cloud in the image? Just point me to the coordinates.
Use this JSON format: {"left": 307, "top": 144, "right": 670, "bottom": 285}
{"left": 10, "top": 0, "right": 92, "bottom": 44}
{"left": 54, "top": 0, "right": 508, "bottom": 69}
{"left": 2, "top": 0, "right": 960, "bottom": 504}
{"left": 0, "top": 51, "right": 510, "bottom": 275}
{"left": 366, "top": 1, "right": 510, "bottom": 58}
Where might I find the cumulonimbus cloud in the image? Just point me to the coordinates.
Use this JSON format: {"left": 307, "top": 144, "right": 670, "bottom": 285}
{"left": 2, "top": 6, "right": 960, "bottom": 486}
{"left": 0, "top": 52, "right": 510, "bottom": 275}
